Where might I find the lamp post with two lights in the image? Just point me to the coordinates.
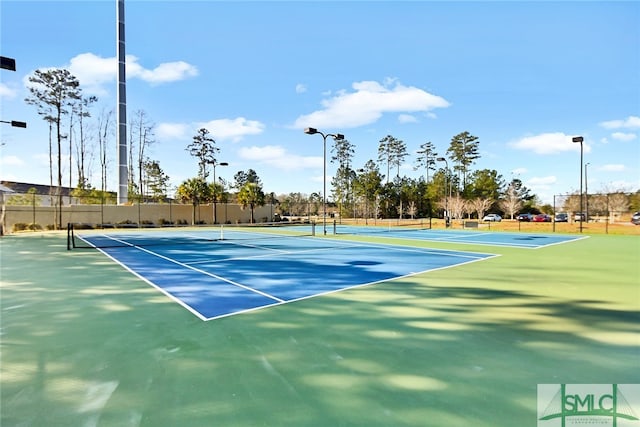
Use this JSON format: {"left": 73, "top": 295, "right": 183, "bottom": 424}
{"left": 572, "top": 136, "right": 584, "bottom": 233}
{"left": 209, "top": 160, "right": 228, "bottom": 224}
{"left": 304, "top": 127, "right": 345, "bottom": 235}
{"left": 436, "top": 157, "right": 451, "bottom": 228}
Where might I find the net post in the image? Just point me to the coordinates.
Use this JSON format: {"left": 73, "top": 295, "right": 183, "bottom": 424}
{"left": 66, "top": 222, "right": 72, "bottom": 250}
{"left": 333, "top": 219, "right": 337, "bottom": 235}
{"left": 311, "top": 221, "right": 315, "bottom": 236}
{"left": 220, "top": 224, "right": 224, "bottom": 241}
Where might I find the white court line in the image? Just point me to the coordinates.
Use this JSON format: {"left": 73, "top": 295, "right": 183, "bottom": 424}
{"left": 91, "top": 235, "right": 285, "bottom": 304}
{"left": 136, "top": 245, "right": 285, "bottom": 303}
{"left": 186, "top": 238, "right": 491, "bottom": 267}
{"left": 78, "top": 236, "right": 209, "bottom": 320}
{"left": 79, "top": 233, "right": 500, "bottom": 322}
{"left": 202, "top": 249, "right": 501, "bottom": 321}
{"left": 349, "top": 230, "right": 587, "bottom": 249}
{"left": 186, "top": 243, "right": 363, "bottom": 265}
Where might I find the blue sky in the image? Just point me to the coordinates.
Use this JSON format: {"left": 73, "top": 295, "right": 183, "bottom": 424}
{"left": 1, "top": 0, "right": 639, "bottom": 204}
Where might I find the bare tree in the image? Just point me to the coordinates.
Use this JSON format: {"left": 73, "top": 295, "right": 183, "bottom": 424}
{"left": 469, "top": 197, "right": 493, "bottom": 220}
{"left": 25, "top": 68, "right": 81, "bottom": 228}
{"left": 97, "top": 108, "right": 114, "bottom": 194}
{"left": 608, "top": 192, "right": 630, "bottom": 221}
{"left": 132, "top": 110, "right": 155, "bottom": 197}
{"left": 45, "top": 116, "right": 55, "bottom": 205}
{"left": 407, "top": 200, "right": 417, "bottom": 219}
{"left": 74, "top": 95, "right": 98, "bottom": 189}
{"left": 449, "top": 195, "right": 467, "bottom": 220}
{"left": 499, "top": 184, "right": 523, "bottom": 219}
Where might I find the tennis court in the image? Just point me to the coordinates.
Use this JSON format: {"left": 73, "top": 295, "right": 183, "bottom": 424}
{"left": 70, "top": 225, "right": 497, "bottom": 320}
{"left": 1, "top": 230, "right": 638, "bottom": 427}
{"left": 334, "top": 224, "right": 586, "bottom": 248}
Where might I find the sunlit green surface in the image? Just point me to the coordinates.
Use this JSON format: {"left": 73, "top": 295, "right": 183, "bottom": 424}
{"left": 1, "top": 232, "right": 638, "bottom": 426}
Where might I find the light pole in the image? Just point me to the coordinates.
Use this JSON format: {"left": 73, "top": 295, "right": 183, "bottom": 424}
{"left": 356, "top": 168, "right": 365, "bottom": 222}
{"left": 1, "top": 57, "right": 27, "bottom": 138}
{"left": 1, "top": 56, "right": 17, "bottom": 71}
{"left": 436, "top": 157, "right": 450, "bottom": 227}
{"left": 210, "top": 160, "right": 228, "bottom": 224}
{"left": 304, "top": 127, "right": 345, "bottom": 235}
{"left": 572, "top": 136, "right": 584, "bottom": 233}
{"left": 585, "top": 162, "right": 590, "bottom": 224}
{"left": 0, "top": 120, "right": 27, "bottom": 128}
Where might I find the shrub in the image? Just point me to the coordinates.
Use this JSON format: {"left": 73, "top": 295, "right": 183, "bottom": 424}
{"left": 73, "top": 223, "right": 94, "bottom": 230}
{"left": 12, "top": 223, "right": 43, "bottom": 232}
{"left": 12, "top": 223, "right": 28, "bottom": 232}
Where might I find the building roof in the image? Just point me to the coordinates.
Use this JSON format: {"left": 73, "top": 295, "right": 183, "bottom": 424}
{"left": 0, "top": 181, "right": 74, "bottom": 196}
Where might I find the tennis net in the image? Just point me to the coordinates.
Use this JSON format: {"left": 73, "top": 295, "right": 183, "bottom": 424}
{"left": 333, "top": 219, "right": 432, "bottom": 236}
{"left": 67, "top": 221, "right": 316, "bottom": 250}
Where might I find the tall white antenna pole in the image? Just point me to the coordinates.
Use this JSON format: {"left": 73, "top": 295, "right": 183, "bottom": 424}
{"left": 116, "top": 0, "right": 128, "bottom": 204}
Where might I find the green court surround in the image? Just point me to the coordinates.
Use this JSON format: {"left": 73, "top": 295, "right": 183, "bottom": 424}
{"left": 1, "top": 232, "right": 638, "bottom": 426}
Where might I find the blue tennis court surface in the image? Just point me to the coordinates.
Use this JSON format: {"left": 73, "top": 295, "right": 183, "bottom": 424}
{"left": 335, "top": 225, "right": 586, "bottom": 248}
{"left": 77, "top": 230, "right": 497, "bottom": 320}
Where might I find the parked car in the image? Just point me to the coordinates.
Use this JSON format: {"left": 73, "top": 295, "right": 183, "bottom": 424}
{"left": 574, "top": 213, "right": 586, "bottom": 222}
{"left": 632, "top": 212, "right": 640, "bottom": 225}
{"left": 554, "top": 213, "right": 568, "bottom": 222}
{"left": 533, "top": 214, "right": 551, "bottom": 222}
{"left": 517, "top": 213, "right": 534, "bottom": 222}
{"left": 483, "top": 214, "right": 502, "bottom": 222}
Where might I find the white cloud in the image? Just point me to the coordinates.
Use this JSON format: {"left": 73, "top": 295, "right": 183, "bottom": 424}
{"left": 398, "top": 114, "right": 417, "bottom": 124}
{"left": 292, "top": 79, "right": 450, "bottom": 129}
{"left": 126, "top": 56, "right": 198, "bottom": 84}
{"left": 295, "top": 83, "right": 307, "bottom": 94}
{"left": 197, "top": 118, "right": 265, "bottom": 142}
{"left": 525, "top": 176, "right": 557, "bottom": 204}
{"left": 0, "top": 83, "right": 17, "bottom": 99}
{"left": 509, "top": 132, "right": 591, "bottom": 155}
{"left": 527, "top": 176, "right": 557, "bottom": 186}
{"left": 238, "top": 145, "right": 322, "bottom": 170}
{"left": 0, "top": 155, "right": 25, "bottom": 166}
{"left": 599, "top": 115, "right": 640, "bottom": 129}
{"left": 156, "top": 123, "right": 190, "bottom": 141}
{"left": 157, "top": 117, "right": 265, "bottom": 143}
{"left": 67, "top": 53, "right": 115, "bottom": 95}
{"left": 58, "top": 52, "right": 198, "bottom": 95}
{"left": 510, "top": 167, "right": 528, "bottom": 176}
{"left": 611, "top": 132, "right": 637, "bottom": 142}
{"left": 33, "top": 153, "right": 51, "bottom": 168}
{"left": 599, "top": 164, "right": 626, "bottom": 172}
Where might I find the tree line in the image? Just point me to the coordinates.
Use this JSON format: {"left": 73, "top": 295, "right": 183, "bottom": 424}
{"left": 23, "top": 67, "right": 639, "bottom": 228}
{"left": 24, "top": 68, "right": 172, "bottom": 227}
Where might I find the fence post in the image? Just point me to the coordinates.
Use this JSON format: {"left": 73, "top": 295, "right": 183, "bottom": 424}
{"left": 32, "top": 191, "right": 36, "bottom": 228}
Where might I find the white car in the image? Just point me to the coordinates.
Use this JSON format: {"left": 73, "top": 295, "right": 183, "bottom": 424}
{"left": 483, "top": 214, "right": 502, "bottom": 222}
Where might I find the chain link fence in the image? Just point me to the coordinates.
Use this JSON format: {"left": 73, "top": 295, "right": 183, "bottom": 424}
{"left": 0, "top": 191, "right": 277, "bottom": 233}
{"left": 553, "top": 192, "right": 634, "bottom": 223}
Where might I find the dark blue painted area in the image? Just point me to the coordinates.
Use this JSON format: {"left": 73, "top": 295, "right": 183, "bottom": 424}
{"left": 82, "top": 233, "right": 494, "bottom": 320}
{"left": 435, "top": 231, "right": 580, "bottom": 247}
{"left": 99, "top": 245, "right": 281, "bottom": 319}
{"left": 190, "top": 244, "right": 490, "bottom": 301}
{"left": 334, "top": 226, "right": 583, "bottom": 248}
